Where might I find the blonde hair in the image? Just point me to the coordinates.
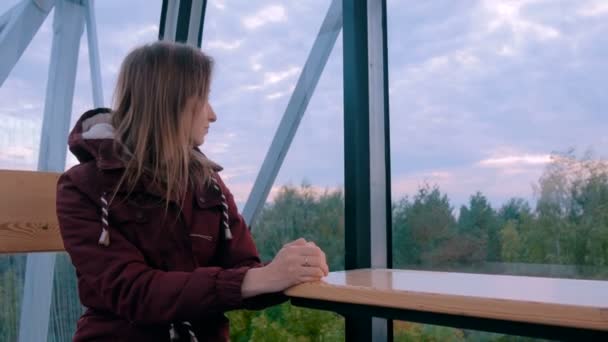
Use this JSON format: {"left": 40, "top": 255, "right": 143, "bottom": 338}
{"left": 111, "top": 41, "right": 215, "bottom": 207}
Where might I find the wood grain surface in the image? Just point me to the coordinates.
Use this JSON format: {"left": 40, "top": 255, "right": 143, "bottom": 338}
{"left": 285, "top": 268, "right": 608, "bottom": 331}
{"left": 0, "top": 170, "right": 64, "bottom": 253}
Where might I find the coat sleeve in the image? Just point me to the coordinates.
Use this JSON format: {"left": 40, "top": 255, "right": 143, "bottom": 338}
{"left": 215, "top": 174, "right": 288, "bottom": 310}
{"left": 57, "top": 172, "right": 255, "bottom": 324}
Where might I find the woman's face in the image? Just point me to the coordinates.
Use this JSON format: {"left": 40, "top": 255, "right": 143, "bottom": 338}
{"left": 189, "top": 97, "right": 217, "bottom": 146}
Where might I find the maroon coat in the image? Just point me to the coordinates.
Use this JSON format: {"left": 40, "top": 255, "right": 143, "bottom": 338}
{"left": 56, "top": 108, "right": 285, "bottom": 341}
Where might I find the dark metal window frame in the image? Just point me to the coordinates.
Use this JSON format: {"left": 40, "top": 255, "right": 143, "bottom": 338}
{"left": 343, "top": 0, "right": 392, "bottom": 340}
{"left": 159, "top": 0, "right": 207, "bottom": 47}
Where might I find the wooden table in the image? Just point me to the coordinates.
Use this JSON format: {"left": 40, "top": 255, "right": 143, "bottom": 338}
{"left": 285, "top": 269, "right": 608, "bottom": 340}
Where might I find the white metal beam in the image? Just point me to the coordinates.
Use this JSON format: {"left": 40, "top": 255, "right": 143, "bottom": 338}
{"left": 0, "top": 0, "right": 55, "bottom": 86}
{"left": 84, "top": 0, "right": 103, "bottom": 107}
{"left": 0, "top": 2, "right": 23, "bottom": 32}
{"left": 19, "top": 1, "right": 85, "bottom": 341}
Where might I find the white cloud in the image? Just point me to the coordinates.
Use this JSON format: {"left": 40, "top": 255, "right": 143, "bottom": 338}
{"left": 478, "top": 154, "right": 551, "bottom": 167}
{"left": 391, "top": 170, "right": 456, "bottom": 201}
{"left": 221, "top": 181, "right": 272, "bottom": 205}
{"left": 244, "top": 84, "right": 263, "bottom": 91}
{"left": 266, "top": 91, "right": 286, "bottom": 100}
{"left": 389, "top": 0, "right": 563, "bottom": 95}
{"left": 106, "top": 24, "right": 159, "bottom": 51}
{"left": 225, "top": 180, "right": 341, "bottom": 207}
{"left": 498, "top": 44, "right": 516, "bottom": 56}
{"left": 242, "top": 5, "right": 287, "bottom": 30}
{"left": 206, "top": 39, "right": 243, "bottom": 50}
{"left": 266, "top": 84, "right": 295, "bottom": 100}
{"left": 429, "top": 171, "right": 452, "bottom": 180}
{"left": 578, "top": 1, "right": 608, "bottom": 17}
{"left": 391, "top": 164, "right": 544, "bottom": 209}
{"left": 204, "top": 141, "right": 230, "bottom": 155}
{"left": 213, "top": 0, "right": 226, "bottom": 10}
{"left": 264, "top": 66, "right": 300, "bottom": 84}
{"left": 249, "top": 53, "right": 264, "bottom": 71}
{"left": 0, "top": 102, "right": 40, "bottom": 114}
{"left": 0, "top": 146, "right": 34, "bottom": 160}
{"left": 458, "top": 53, "right": 479, "bottom": 66}
{"left": 132, "top": 24, "right": 159, "bottom": 41}
{"left": 242, "top": 66, "right": 300, "bottom": 91}
{"left": 392, "top": 48, "right": 481, "bottom": 88}
{"left": 105, "top": 62, "right": 120, "bottom": 75}
{"left": 218, "top": 166, "right": 257, "bottom": 182}
{"left": 482, "top": 0, "right": 560, "bottom": 41}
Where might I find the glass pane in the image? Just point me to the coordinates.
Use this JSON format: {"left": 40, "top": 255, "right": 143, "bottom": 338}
{"left": 48, "top": 254, "right": 83, "bottom": 342}
{"left": 388, "top": 0, "right": 608, "bottom": 277}
{"left": 0, "top": 1, "right": 53, "bottom": 171}
{"left": 67, "top": 0, "right": 163, "bottom": 169}
{"left": 0, "top": 2, "right": 54, "bottom": 339}
{"left": 0, "top": 254, "right": 26, "bottom": 341}
{"left": 388, "top": 0, "right": 608, "bottom": 339}
{"left": 203, "top": 0, "right": 345, "bottom": 339}
{"left": 48, "top": 1, "right": 162, "bottom": 340}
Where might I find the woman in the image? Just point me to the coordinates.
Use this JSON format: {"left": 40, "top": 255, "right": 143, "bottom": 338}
{"left": 56, "top": 41, "right": 329, "bottom": 341}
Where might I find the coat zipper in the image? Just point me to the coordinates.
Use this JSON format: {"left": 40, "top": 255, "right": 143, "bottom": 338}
{"left": 189, "top": 233, "right": 213, "bottom": 241}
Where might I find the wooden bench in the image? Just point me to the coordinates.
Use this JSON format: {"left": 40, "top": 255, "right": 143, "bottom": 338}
{"left": 2, "top": 169, "right": 607, "bottom": 340}
{"left": 0, "top": 169, "right": 64, "bottom": 253}
{"left": 286, "top": 269, "right": 608, "bottom": 340}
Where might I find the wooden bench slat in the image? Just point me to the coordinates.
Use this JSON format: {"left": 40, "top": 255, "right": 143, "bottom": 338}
{"left": 0, "top": 170, "right": 64, "bottom": 253}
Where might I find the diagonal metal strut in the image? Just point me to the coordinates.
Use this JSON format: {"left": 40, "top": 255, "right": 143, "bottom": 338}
{"left": 242, "top": 0, "right": 342, "bottom": 227}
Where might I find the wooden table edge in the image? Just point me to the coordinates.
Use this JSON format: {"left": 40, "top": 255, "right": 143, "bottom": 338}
{"left": 285, "top": 281, "right": 608, "bottom": 331}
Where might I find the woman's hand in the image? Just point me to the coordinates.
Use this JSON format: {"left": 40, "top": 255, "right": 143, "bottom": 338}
{"left": 241, "top": 238, "right": 329, "bottom": 298}
{"left": 267, "top": 238, "right": 329, "bottom": 288}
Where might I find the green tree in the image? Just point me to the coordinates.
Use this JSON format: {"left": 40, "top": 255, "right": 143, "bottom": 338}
{"left": 458, "top": 192, "right": 501, "bottom": 261}
{"left": 565, "top": 155, "right": 608, "bottom": 268}
{"left": 497, "top": 198, "right": 533, "bottom": 263}
{"left": 252, "top": 183, "right": 345, "bottom": 271}
{"left": 500, "top": 221, "right": 522, "bottom": 262}
{"left": 230, "top": 303, "right": 343, "bottom": 341}
{"left": 498, "top": 198, "right": 532, "bottom": 225}
{"left": 393, "top": 184, "right": 459, "bottom": 267}
{"left": 392, "top": 197, "right": 420, "bottom": 267}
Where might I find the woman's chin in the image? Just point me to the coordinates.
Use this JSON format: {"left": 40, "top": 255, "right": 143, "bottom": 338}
{"left": 193, "top": 137, "right": 205, "bottom": 146}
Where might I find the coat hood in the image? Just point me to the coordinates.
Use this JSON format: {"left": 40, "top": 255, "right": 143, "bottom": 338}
{"left": 68, "top": 108, "right": 223, "bottom": 172}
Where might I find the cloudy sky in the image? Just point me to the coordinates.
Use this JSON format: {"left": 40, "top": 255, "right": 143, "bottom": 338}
{"left": 1, "top": 0, "right": 607, "bottom": 211}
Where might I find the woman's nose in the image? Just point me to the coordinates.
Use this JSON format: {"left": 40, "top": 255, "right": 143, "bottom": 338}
{"left": 208, "top": 104, "right": 217, "bottom": 122}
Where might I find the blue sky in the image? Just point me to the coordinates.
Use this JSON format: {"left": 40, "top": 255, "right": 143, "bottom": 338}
{"left": 1, "top": 0, "right": 607, "bottom": 210}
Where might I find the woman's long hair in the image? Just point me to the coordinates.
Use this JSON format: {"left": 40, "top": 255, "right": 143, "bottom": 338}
{"left": 111, "top": 41, "right": 215, "bottom": 207}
